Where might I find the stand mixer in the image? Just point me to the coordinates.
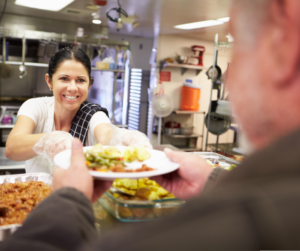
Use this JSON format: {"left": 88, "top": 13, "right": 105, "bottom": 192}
{"left": 190, "top": 45, "right": 205, "bottom": 66}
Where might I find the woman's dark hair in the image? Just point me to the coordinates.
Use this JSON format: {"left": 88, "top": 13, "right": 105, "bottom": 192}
{"left": 48, "top": 46, "right": 93, "bottom": 84}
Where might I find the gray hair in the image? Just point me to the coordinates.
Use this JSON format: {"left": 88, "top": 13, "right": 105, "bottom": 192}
{"left": 231, "top": 0, "right": 272, "bottom": 46}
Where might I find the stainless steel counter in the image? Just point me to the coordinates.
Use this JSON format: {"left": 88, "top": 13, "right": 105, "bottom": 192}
{"left": 0, "top": 147, "right": 25, "bottom": 172}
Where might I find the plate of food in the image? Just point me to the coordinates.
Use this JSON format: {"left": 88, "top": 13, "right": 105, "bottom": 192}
{"left": 54, "top": 144, "right": 180, "bottom": 181}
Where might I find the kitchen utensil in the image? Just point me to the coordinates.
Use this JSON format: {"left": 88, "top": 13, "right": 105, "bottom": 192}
{"left": 164, "top": 121, "right": 180, "bottom": 135}
{"left": 19, "top": 37, "right": 27, "bottom": 79}
{"left": 180, "top": 126, "right": 194, "bottom": 135}
{"left": 175, "top": 55, "right": 188, "bottom": 64}
{"left": 206, "top": 65, "right": 222, "bottom": 80}
{"left": 206, "top": 50, "right": 222, "bottom": 79}
{"left": 54, "top": 146, "right": 180, "bottom": 181}
{"left": 205, "top": 112, "right": 231, "bottom": 135}
{"left": 164, "top": 128, "right": 180, "bottom": 135}
{"left": 190, "top": 45, "right": 205, "bottom": 66}
{"left": 0, "top": 37, "right": 14, "bottom": 79}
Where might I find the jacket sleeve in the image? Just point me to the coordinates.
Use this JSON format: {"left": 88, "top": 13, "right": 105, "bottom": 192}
{"left": 0, "top": 187, "right": 98, "bottom": 251}
{"left": 203, "top": 167, "right": 229, "bottom": 191}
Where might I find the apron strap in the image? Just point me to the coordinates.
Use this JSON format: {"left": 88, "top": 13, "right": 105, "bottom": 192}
{"left": 69, "top": 101, "right": 109, "bottom": 146}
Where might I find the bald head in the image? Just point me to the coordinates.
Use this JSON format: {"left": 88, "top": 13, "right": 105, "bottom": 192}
{"left": 228, "top": 0, "right": 300, "bottom": 150}
{"left": 230, "top": 0, "right": 272, "bottom": 46}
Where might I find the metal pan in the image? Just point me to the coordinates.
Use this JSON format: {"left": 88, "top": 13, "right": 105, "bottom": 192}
{"left": 0, "top": 173, "right": 52, "bottom": 241}
{"left": 205, "top": 112, "right": 231, "bottom": 135}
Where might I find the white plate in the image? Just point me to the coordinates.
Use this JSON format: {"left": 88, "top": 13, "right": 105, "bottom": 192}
{"left": 54, "top": 146, "right": 180, "bottom": 181}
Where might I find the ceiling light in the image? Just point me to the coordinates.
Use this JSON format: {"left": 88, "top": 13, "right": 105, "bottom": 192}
{"left": 217, "top": 17, "right": 230, "bottom": 22}
{"left": 15, "top": 0, "right": 75, "bottom": 11}
{"left": 174, "top": 20, "right": 223, "bottom": 30}
{"left": 92, "top": 19, "right": 102, "bottom": 24}
{"left": 174, "top": 17, "right": 230, "bottom": 30}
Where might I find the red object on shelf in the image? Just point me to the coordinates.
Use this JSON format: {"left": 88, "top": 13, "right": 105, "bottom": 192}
{"left": 190, "top": 45, "right": 205, "bottom": 66}
{"left": 165, "top": 121, "right": 181, "bottom": 128}
{"left": 94, "top": 0, "right": 107, "bottom": 6}
{"left": 159, "top": 71, "right": 171, "bottom": 82}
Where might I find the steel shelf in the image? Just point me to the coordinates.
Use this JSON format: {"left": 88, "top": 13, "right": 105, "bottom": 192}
{"left": 165, "top": 134, "right": 203, "bottom": 138}
{"left": 173, "top": 110, "right": 205, "bottom": 115}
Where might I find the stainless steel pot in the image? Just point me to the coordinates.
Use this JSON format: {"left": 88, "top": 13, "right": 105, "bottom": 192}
{"left": 175, "top": 55, "right": 188, "bottom": 64}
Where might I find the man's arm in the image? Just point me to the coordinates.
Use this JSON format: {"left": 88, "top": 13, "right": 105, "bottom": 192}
{"left": 0, "top": 188, "right": 97, "bottom": 251}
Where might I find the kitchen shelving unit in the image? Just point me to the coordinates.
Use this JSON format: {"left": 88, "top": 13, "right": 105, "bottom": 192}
{"left": 0, "top": 27, "right": 130, "bottom": 127}
{"left": 162, "top": 110, "right": 206, "bottom": 152}
{"left": 159, "top": 61, "right": 205, "bottom": 76}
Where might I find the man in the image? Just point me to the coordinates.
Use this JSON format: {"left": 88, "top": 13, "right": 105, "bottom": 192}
{"left": 2, "top": 0, "right": 300, "bottom": 249}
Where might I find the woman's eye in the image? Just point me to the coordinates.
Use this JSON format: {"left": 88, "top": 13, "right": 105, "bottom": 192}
{"left": 77, "top": 79, "right": 86, "bottom": 83}
{"left": 60, "top": 77, "right": 68, "bottom": 81}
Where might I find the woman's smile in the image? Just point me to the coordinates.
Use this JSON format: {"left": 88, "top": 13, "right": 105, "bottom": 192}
{"left": 63, "top": 95, "right": 80, "bottom": 101}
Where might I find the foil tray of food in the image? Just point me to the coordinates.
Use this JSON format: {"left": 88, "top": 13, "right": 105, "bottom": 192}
{"left": 0, "top": 173, "right": 52, "bottom": 241}
{"left": 193, "top": 152, "right": 240, "bottom": 170}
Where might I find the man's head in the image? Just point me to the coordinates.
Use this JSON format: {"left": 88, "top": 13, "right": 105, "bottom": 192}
{"left": 227, "top": 0, "right": 300, "bottom": 150}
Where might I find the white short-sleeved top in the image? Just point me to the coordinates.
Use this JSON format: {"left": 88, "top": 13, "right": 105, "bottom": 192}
{"left": 17, "top": 96, "right": 110, "bottom": 174}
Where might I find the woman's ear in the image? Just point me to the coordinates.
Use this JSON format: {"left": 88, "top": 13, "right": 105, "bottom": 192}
{"left": 89, "top": 77, "right": 94, "bottom": 89}
{"left": 45, "top": 74, "right": 53, "bottom": 91}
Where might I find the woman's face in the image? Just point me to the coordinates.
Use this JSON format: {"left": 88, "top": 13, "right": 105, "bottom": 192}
{"left": 45, "top": 59, "right": 91, "bottom": 112}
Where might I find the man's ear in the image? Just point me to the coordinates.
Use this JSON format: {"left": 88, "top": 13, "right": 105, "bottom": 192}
{"left": 262, "top": 0, "right": 300, "bottom": 87}
{"left": 45, "top": 74, "right": 53, "bottom": 90}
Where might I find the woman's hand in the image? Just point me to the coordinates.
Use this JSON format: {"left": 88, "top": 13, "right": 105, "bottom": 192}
{"left": 152, "top": 149, "right": 213, "bottom": 200}
{"left": 110, "top": 124, "right": 152, "bottom": 148}
{"left": 33, "top": 131, "right": 73, "bottom": 164}
{"left": 52, "top": 138, "right": 112, "bottom": 202}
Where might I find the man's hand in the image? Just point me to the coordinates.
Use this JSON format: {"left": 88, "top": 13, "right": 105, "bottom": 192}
{"left": 153, "top": 149, "right": 213, "bottom": 200}
{"left": 52, "top": 138, "right": 112, "bottom": 203}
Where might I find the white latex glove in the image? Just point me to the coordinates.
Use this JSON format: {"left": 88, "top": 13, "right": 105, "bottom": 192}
{"left": 33, "top": 131, "right": 73, "bottom": 164}
{"left": 110, "top": 124, "right": 152, "bottom": 148}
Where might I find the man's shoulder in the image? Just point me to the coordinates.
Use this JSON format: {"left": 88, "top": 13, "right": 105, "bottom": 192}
{"left": 219, "top": 128, "right": 300, "bottom": 185}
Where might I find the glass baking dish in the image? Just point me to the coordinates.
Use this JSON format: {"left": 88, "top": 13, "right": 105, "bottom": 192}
{"left": 99, "top": 191, "right": 184, "bottom": 222}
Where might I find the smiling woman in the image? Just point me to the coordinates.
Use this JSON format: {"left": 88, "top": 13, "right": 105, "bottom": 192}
{"left": 5, "top": 47, "right": 113, "bottom": 174}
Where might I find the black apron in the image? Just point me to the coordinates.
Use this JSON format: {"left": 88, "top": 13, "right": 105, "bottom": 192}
{"left": 69, "top": 101, "right": 109, "bottom": 146}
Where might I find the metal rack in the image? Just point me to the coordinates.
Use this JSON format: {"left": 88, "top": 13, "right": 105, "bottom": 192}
{"left": 204, "top": 34, "right": 234, "bottom": 152}
{"left": 0, "top": 27, "right": 130, "bottom": 126}
{"left": 162, "top": 110, "right": 206, "bottom": 152}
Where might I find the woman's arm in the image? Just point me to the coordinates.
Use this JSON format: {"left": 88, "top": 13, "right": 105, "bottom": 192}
{"left": 94, "top": 123, "right": 113, "bottom": 145}
{"left": 5, "top": 116, "right": 47, "bottom": 161}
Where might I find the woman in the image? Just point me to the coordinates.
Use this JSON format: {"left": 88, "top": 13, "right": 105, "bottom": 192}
{"left": 5, "top": 47, "right": 114, "bottom": 174}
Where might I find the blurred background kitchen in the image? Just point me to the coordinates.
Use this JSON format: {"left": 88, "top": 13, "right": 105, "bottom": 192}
{"left": 0, "top": 0, "right": 244, "bottom": 174}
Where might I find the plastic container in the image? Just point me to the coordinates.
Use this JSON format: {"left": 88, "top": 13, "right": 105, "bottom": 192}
{"left": 109, "top": 62, "right": 117, "bottom": 69}
{"left": 180, "top": 79, "right": 201, "bottom": 111}
{"left": 99, "top": 191, "right": 184, "bottom": 222}
{"left": 1, "top": 114, "right": 12, "bottom": 125}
